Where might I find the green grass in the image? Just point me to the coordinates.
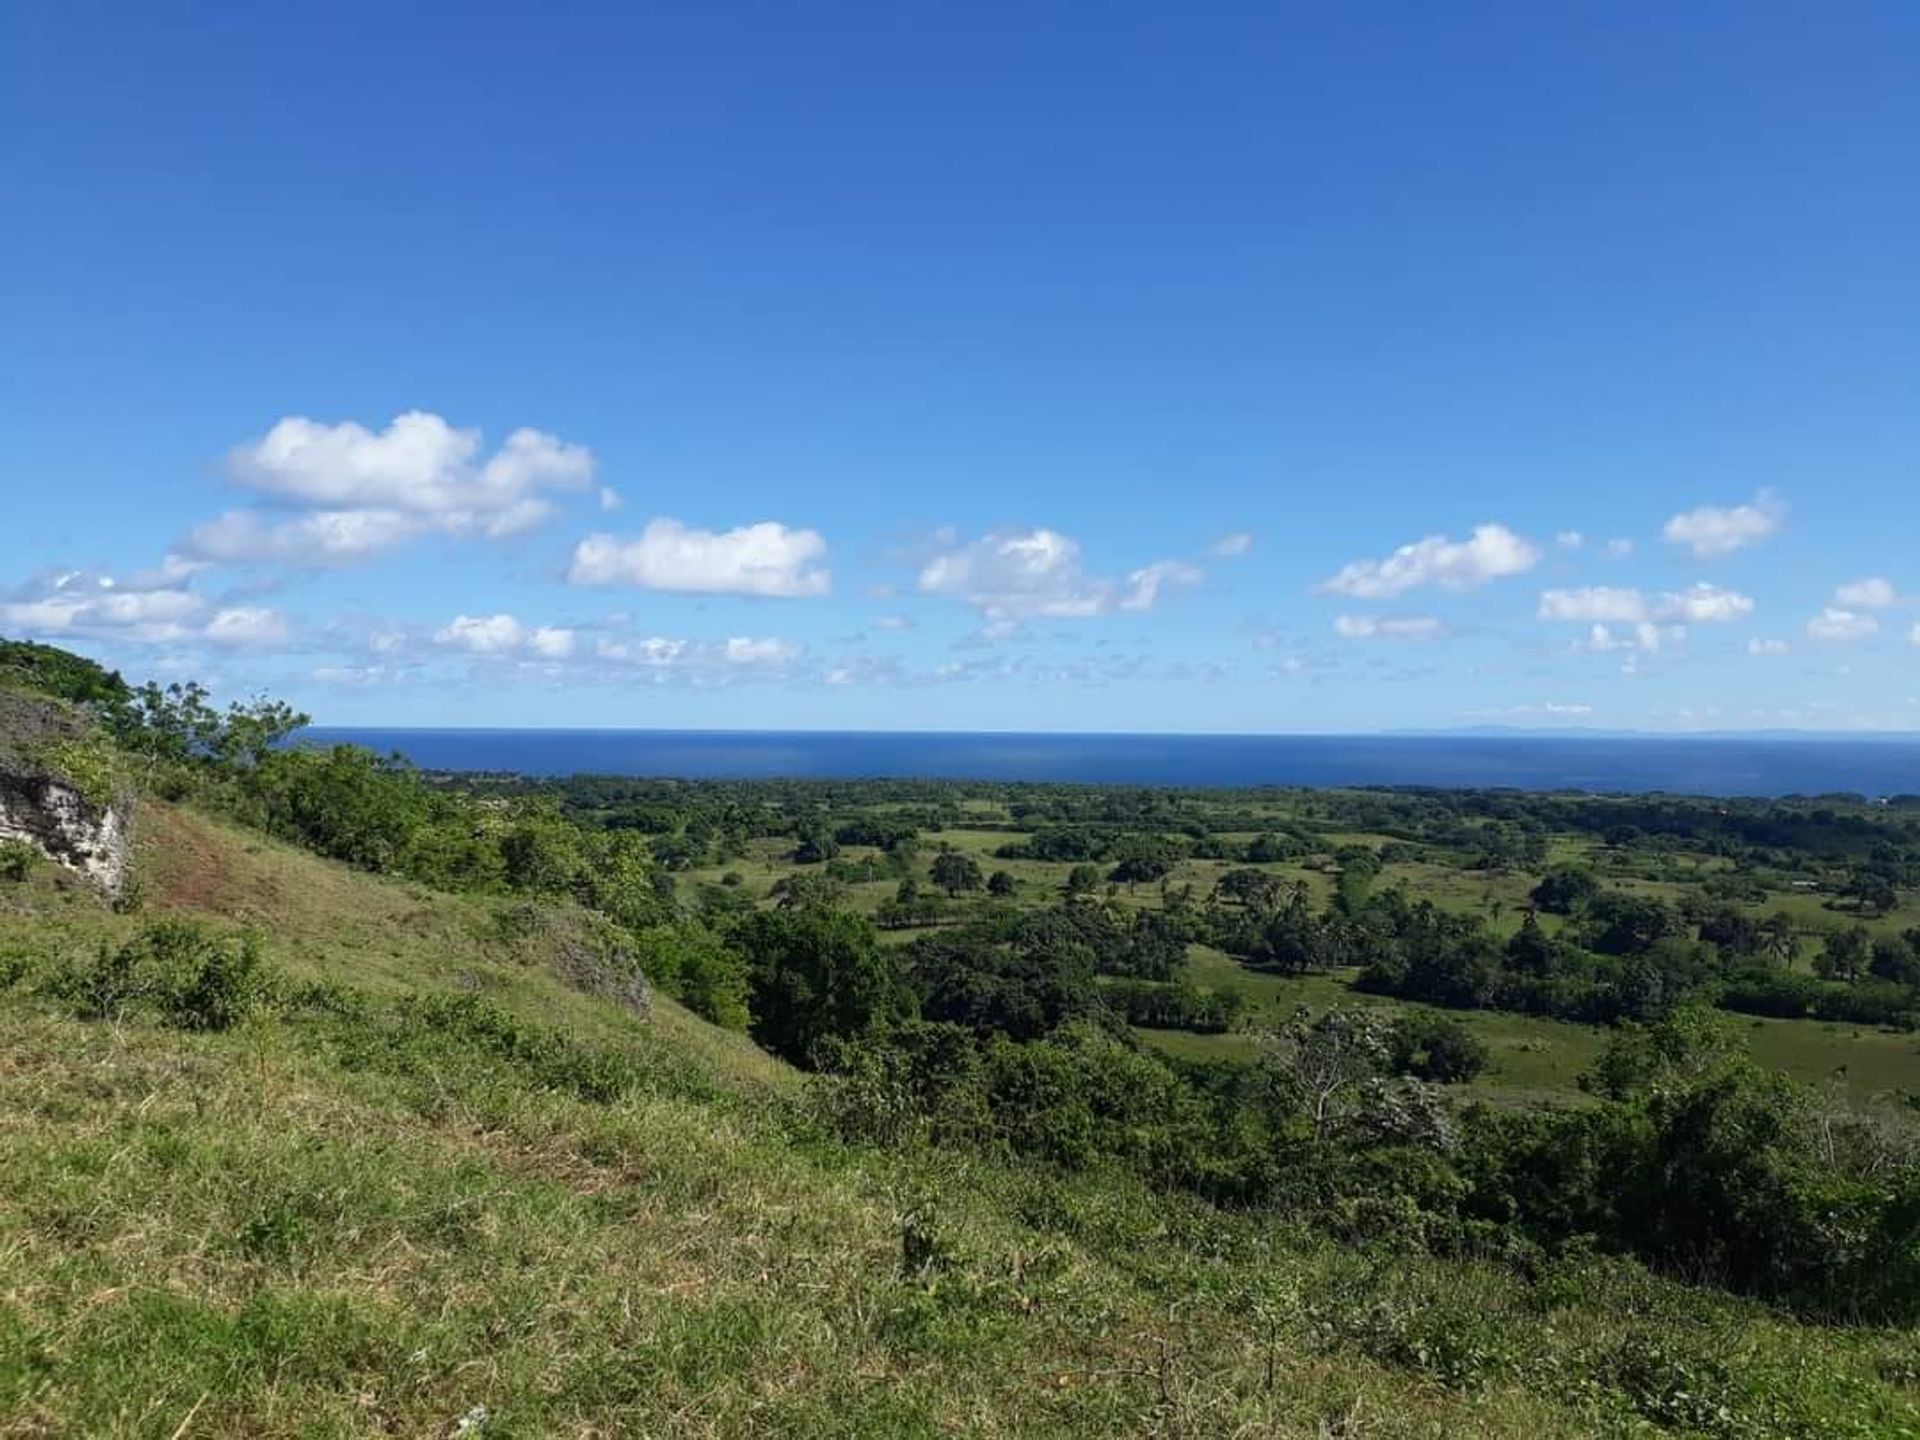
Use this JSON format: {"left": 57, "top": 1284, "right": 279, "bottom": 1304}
{"left": 7, "top": 800, "right": 1920, "bottom": 1434}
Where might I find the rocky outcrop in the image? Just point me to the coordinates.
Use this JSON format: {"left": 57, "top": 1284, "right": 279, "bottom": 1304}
{"left": 0, "top": 688, "right": 132, "bottom": 897}
{"left": 0, "top": 769, "right": 130, "bottom": 894}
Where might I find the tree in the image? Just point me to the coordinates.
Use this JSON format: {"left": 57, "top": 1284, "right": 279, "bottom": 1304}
{"left": 1064, "top": 863, "right": 1101, "bottom": 898}
{"left": 1389, "top": 1012, "right": 1489, "bottom": 1083}
{"left": 1506, "top": 910, "right": 1556, "bottom": 975}
{"left": 1256, "top": 1008, "right": 1395, "bottom": 1142}
{"left": 0, "top": 638, "right": 131, "bottom": 708}
{"left": 1214, "top": 867, "right": 1283, "bottom": 909}
{"left": 734, "top": 907, "right": 909, "bottom": 1066}
{"left": 1869, "top": 934, "right": 1920, "bottom": 986}
{"left": 930, "top": 850, "right": 983, "bottom": 897}
{"left": 792, "top": 828, "right": 840, "bottom": 865}
{"left": 501, "top": 814, "right": 585, "bottom": 895}
{"left": 1529, "top": 866, "right": 1599, "bottom": 915}
{"left": 1815, "top": 925, "right": 1872, "bottom": 983}
{"left": 987, "top": 869, "right": 1017, "bottom": 897}
{"left": 633, "top": 922, "right": 750, "bottom": 1029}
{"left": 1108, "top": 837, "right": 1175, "bottom": 890}
{"left": 1332, "top": 845, "right": 1380, "bottom": 916}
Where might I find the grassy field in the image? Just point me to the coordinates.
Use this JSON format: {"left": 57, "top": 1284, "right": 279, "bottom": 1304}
{"left": 5, "top": 803, "right": 1920, "bottom": 1436}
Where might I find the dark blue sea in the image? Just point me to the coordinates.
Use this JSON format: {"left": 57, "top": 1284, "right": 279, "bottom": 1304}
{"left": 299, "top": 729, "right": 1920, "bottom": 799}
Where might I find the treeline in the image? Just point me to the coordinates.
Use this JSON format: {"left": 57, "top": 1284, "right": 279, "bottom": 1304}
{"left": 1331, "top": 869, "right": 1920, "bottom": 1030}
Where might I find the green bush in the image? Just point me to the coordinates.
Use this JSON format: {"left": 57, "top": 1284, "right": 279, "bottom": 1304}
{"left": 48, "top": 920, "right": 267, "bottom": 1031}
{"left": 0, "top": 839, "right": 40, "bottom": 882}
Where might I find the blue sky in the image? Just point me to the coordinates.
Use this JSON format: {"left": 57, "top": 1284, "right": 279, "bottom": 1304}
{"left": 3, "top": 2, "right": 1917, "bottom": 733}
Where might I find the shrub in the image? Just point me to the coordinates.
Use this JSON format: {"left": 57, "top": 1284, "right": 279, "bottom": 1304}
{"left": 48, "top": 920, "right": 267, "bottom": 1031}
{"left": 0, "top": 839, "right": 40, "bottom": 882}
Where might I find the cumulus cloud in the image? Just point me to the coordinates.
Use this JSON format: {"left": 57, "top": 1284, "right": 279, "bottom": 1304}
{"left": 0, "top": 565, "right": 289, "bottom": 648}
{"left": 1806, "top": 607, "right": 1878, "bottom": 642}
{"left": 916, "top": 528, "right": 1201, "bottom": 619}
{"left": 431, "top": 613, "right": 580, "bottom": 661}
{"left": 435, "top": 613, "right": 527, "bottom": 654}
{"left": 181, "top": 411, "right": 596, "bottom": 567}
{"left": 1661, "top": 583, "right": 1756, "bottom": 623}
{"left": 569, "top": 519, "right": 830, "bottom": 597}
{"left": 1211, "top": 531, "right": 1254, "bottom": 557}
{"left": 186, "top": 508, "right": 425, "bottom": 567}
{"left": 1834, "top": 577, "right": 1899, "bottom": 608}
{"left": 1604, "top": 538, "right": 1635, "bottom": 560}
{"left": 228, "top": 411, "right": 592, "bottom": 513}
{"left": 1332, "top": 613, "right": 1450, "bottom": 641}
{"left": 1662, "top": 490, "right": 1784, "bottom": 559}
{"left": 528, "top": 626, "right": 576, "bottom": 659}
{"left": 870, "top": 614, "right": 913, "bottom": 632}
{"left": 1556, "top": 531, "right": 1584, "bottom": 551}
{"left": 420, "top": 615, "right": 795, "bottom": 673}
{"left": 1316, "top": 523, "right": 1539, "bottom": 599}
{"left": 1538, "top": 583, "right": 1753, "bottom": 625}
{"left": 1747, "top": 638, "right": 1791, "bottom": 656}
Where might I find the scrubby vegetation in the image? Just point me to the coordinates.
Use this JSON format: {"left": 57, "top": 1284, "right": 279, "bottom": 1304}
{"left": 4, "top": 639, "right": 1920, "bottom": 1435}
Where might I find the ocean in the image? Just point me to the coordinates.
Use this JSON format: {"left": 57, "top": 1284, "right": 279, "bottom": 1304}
{"left": 298, "top": 728, "right": 1920, "bottom": 798}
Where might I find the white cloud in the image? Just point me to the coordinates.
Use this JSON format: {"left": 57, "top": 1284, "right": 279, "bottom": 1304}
{"left": 1604, "top": 538, "right": 1635, "bottom": 560}
{"left": 528, "top": 626, "right": 576, "bottom": 659}
{"left": 1911, "top": 622, "right": 1920, "bottom": 647}
{"left": 1333, "top": 613, "right": 1450, "bottom": 641}
{"left": 1577, "top": 622, "right": 1684, "bottom": 654}
{"left": 1747, "top": 638, "right": 1791, "bottom": 656}
{"left": 1661, "top": 583, "right": 1755, "bottom": 624}
{"left": 1555, "top": 531, "right": 1584, "bottom": 551}
{"left": 594, "top": 634, "right": 800, "bottom": 670}
{"left": 0, "top": 565, "right": 289, "bottom": 648}
{"left": 870, "top": 614, "right": 913, "bottom": 631}
{"left": 1537, "top": 583, "right": 1752, "bottom": 625}
{"left": 1834, "top": 577, "right": 1898, "bottom": 608}
{"left": 597, "top": 486, "right": 623, "bottom": 511}
{"left": 1662, "top": 490, "right": 1784, "bottom": 559}
{"left": 1316, "top": 523, "right": 1539, "bottom": 599}
{"left": 596, "top": 636, "right": 691, "bottom": 667}
{"left": 1119, "top": 559, "right": 1205, "bottom": 612}
{"left": 917, "top": 528, "right": 1201, "bottom": 619}
{"left": 186, "top": 508, "right": 425, "bottom": 567}
{"left": 435, "top": 613, "right": 526, "bottom": 654}
{"left": 228, "top": 411, "right": 592, "bottom": 514}
{"left": 569, "top": 519, "right": 830, "bottom": 597}
{"left": 1538, "top": 587, "right": 1650, "bottom": 623}
{"left": 182, "top": 411, "right": 596, "bottom": 567}
{"left": 203, "top": 606, "right": 291, "bottom": 648}
{"left": 1806, "top": 607, "right": 1878, "bottom": 642}
{"left": 1211, "top": 531, "right": 1254, "bottom": 557}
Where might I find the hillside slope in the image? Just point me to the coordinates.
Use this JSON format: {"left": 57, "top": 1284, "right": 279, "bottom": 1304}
{"left": 3, "top": 804, "right": 1917, "bottom": 1437}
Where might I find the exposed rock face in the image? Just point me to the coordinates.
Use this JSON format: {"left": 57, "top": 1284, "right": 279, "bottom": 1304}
{"left": 0, "top": 687, "right": 132, "bottom": 897}
{"left": 0, "top": 768, "right": 131, "bottom": 895}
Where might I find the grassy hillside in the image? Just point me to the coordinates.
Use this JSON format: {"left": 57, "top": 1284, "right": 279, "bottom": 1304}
{"left": 4, "top": 804, "right": 1920, "bottom": 1437}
